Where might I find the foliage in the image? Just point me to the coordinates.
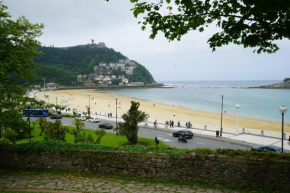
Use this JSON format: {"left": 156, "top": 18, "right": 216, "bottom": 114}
{"left": 0, "top": 138, "right": 10, "bottom": 145}
{"left": 74, "top": 132, "right": 94, "bottom": 144}
{"left": 36, "top": 118, "right": 48, "bottom": 136}
{"left": 34, "top": 45, "right": 155, "bottom": 85}
{"left": 111, "top": 79, "right": 121, "bottom": 85}
{"left": 116, "top": 101, "right": 149, "bottom": 144}
{"left": 283, "top": 78, "right": 290, "bottom": 82}
{"left": 2, "top": 141, "right": 290, "bottom": 161}
{"left": 43, "top": 120, "right": 67, "bottom": 141}
{"left": 2, "top": 128, "right": 18, "bottom": 144}
{"left": 0, "top": 3, "right": 43, "bottom": 138}
{"left": 126, "top": 0, "right": 290, "bottom": 54}
{"left": 128, "top": 61, "right": 155, "bottom": 84}
{"left": 95, "top": 129, "right": 106, "bottom": 144}
{"left": 1, "top": 109, "right": 29, "bottom": 139}
{"left": 72, "top": 119, "right": 84, "bottom": 131}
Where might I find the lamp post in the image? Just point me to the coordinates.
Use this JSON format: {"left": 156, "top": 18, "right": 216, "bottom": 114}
{"left": 279, "top": 106, "right": 288, "bottom": 153}
{"left": 43, "top": 78, "right": 45, "bottom": 96}
{"left": 236, "top": 104, "right": 240, "bottom": 129}
{"left": 55, "top": 97, "right": 58, "bottom": 106}
{"left": 110, "top": 100, "right": 112, "bottom": 114}
{"left": 88, "top": 94, "right": 91, "bottom": 117}
{"left": 220, "top": 94, "right": 224, "bottom": 137}
{"left": 26, "top": 102, "right": 31, "bottom": 143}
{"left": 115, "top": 97, "right": 118, "bottom": 135}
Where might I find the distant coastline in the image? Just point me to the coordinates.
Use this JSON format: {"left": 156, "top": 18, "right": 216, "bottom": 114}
{"left": 249, "top": 80, "right": 290, "bottom": 89}
{"left": 51, "top": 83, "right": 173, "bottom": 91}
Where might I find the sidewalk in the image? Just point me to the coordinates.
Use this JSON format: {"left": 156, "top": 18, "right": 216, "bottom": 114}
{"left": 62, "top": 109, "right": 290, "bottom": 151}
{"left": 0, "top": 170, "right": 241, "bottom": 193}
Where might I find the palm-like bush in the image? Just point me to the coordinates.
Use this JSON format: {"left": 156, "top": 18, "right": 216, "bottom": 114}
{"left": 116, "top": 101, "right": 149, "bottom": 144}
{"left": 72, "top": 119, "right": 84, "bottom": 131}
{"left": 95, "top": 129, "right": 106, "bottom": 144}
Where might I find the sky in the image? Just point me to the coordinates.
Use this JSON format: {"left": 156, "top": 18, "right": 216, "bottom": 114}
{"left": 3, "top": 0, "right": 290, "bottom": 81}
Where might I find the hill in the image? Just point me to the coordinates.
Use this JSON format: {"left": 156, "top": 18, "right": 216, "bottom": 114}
{"left": 33, "top": 44, "right": 156, "bottom": 86}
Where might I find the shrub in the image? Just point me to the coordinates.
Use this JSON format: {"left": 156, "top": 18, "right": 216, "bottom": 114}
{"left": 43, "top": 120, "right": 67, "bottom": 141}
{"left": 95, "top": 129, "right": 106, "bottom": 144}
{"left": 0, "top": 138, "right": 11, "bottom": 145}
{"left": 74, "top": 132, "right": 94, "bottom": 144}
{"left": 2, "top": 128, "right": 18, "bottom": 144}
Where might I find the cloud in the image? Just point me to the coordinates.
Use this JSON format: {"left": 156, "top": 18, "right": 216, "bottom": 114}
{"left": 3, "top": 0, "right": 290, "bottom": 81}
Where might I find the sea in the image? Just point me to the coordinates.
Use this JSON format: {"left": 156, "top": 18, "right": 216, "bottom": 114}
{"left": 104, "top": 80, "right": 290, "bottom": 123}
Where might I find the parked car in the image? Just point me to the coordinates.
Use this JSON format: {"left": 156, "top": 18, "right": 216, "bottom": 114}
{"left": 251, "top": 145, "right": 282, "bottom": 153}
{"left": 172, "top": 130, "right": 193, "bottom": 139}
{"left": 89, "top": 117, "right": 100, "bottom": 123}
{"left": 50, "top": 114, "right": 62, "bottom": 119}
{"left": 75, "top": 115, "right": 86, "bottom": 121}
{"left": 98, "top": 123, "right": 113, "bottom": 129}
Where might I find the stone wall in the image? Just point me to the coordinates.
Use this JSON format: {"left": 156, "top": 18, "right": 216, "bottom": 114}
{"left": 1, "top": 148, "right": 290, "bottom": 190}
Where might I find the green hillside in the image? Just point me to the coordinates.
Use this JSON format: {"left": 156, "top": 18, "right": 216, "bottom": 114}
{"left": 33, "top": 45, "right": 155, "bottom": 86}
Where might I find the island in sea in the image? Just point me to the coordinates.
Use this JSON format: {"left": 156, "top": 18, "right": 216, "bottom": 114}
{"left": 33, "top": 39, "right": 158, "bottom": 88}
{"left": 257, "top": 78, "right": 290, "bottom": 89}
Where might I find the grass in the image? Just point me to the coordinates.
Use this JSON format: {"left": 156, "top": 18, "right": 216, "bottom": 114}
{"left": 16, "top": 122, "right": 168, "bottom": 148}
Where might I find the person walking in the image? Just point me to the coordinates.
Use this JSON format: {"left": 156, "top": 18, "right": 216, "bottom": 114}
{"left": 155, "top": 137, "right": 159, "bottom": 147}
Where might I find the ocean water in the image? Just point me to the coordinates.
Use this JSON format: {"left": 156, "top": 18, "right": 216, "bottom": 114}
{"left": 104, "top": 80, "right": 290, "bottom": 123}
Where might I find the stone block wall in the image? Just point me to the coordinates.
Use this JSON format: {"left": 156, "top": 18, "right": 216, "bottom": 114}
{"left": 1, "top": 148, "right": 290, "bottom": 189}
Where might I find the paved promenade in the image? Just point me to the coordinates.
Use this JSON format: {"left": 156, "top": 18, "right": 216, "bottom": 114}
{"left": 0, "top": 171, "right": 240, "bottom": 193}
{"left": 88, "top": 113, "right": 290, "bottom": 151}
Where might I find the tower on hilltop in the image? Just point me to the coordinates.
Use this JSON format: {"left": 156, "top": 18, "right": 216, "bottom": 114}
{"left": 91, "top": 39, "right": 94, "bottom": 44}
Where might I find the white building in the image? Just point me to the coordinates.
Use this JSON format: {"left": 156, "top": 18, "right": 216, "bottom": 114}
{"left": 99, "top": 62, "right": 107, "bottom": 67}
{"left": 119, "top": 59, "right": 125, "bottom": 63}
{"left": 125, "top": 70, "right": 133, "bottom": 75}
{"left": 125, "top": 59, "right": 130, "bottom": 64}
{"left": 122, "top": 78, "right": 129, "bottom": 84}
{"left": 116, "top": 63, "right": 125, "bottom": 68}
{"left": 109, "top": 63, "right": 116, "bottom": 68}
{"left": 93, "top": 66, "right": 99, "bottom": 71}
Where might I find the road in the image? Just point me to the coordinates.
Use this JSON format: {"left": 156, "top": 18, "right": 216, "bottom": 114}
{"left": 58, "top": 117, "right": 249, "bottom": 150}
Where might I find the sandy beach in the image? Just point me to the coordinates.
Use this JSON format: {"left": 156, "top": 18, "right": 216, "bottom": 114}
{"left": 35, "top": 89, "right": 290, "bottom": 134}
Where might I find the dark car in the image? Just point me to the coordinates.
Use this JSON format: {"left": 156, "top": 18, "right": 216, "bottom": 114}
{"left": 251, "top": 145, "right": 282, "bottom": 153}
{"left": 50, "top": 114, "right": 62, "bottom": 119}
{"left": 172, "top": 130, "right": 193, "bottom": 139}
{"left": 98, "top": 123, "right": 113, "bottom": 129}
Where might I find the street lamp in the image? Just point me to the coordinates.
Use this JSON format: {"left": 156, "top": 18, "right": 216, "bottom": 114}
{"left": 115, "top": 97, "right": 118, "bottom": 135}
{"left": 43, "top": 78, "right": 45, "bottom": 96}
{"left": 55, "top": 97, "right": 58, "bottom": 106}
{"left": 26, "top": 102, "right": 31, "bottom": 143}
{"left": 110, "top": 100, "right": 112, "bottom": 114}
{"left": 236, "top": 104, "right": 240, "bottom": 129}
{"left": 279, "top": 106, "right": 288, "bottom": 153}
{"left": 220, "top": 94, "right": 224, "bottom": 137}
{"left": 88, "top": 94, "right": 91, "bottom": 117}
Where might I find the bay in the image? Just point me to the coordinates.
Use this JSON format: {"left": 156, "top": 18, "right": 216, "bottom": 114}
{"left": 103, "top": 80, "right": 290, "bottom": 123}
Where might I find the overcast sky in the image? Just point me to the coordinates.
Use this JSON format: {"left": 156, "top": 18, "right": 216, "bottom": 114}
{"left": 3, "top": 0, "right": 290, "bottom": 81}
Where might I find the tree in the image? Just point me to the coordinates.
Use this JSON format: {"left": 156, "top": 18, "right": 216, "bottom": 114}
{"left": 43, "top": 120, "right": 67, "bottom": 141}
{"left": 124, "top": 0, "right": 290, "bottom": 54}
{"left": 0, "top": 3, "right": 44, "bottom": 135}
{"left": 36, "top": 117, "right": 48, "bottom": 136}
{"left": 115, "top": 101, "right": 149, "bottom": 144}
{"left": 72, "top": 119, "right": 85, "bottom": 131}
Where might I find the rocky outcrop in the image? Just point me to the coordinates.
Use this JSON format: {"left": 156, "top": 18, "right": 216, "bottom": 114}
{"left": 259, "top": 81, "right": 290, "bottom": 89}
